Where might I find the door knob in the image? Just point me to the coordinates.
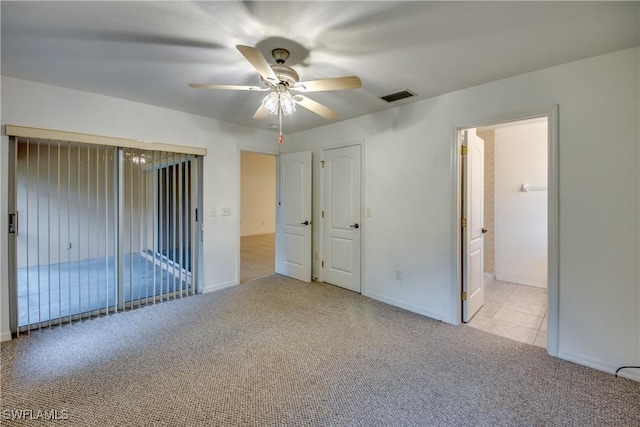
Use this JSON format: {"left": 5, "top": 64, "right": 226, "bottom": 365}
{"left": 301, "top": 220, "right": 309, "bottom": 226}
{"left": 350, "top": 223, "right": 360, "bottom": 229}
{"left": 481, "top": 228, "right": 488, "bottom": 234}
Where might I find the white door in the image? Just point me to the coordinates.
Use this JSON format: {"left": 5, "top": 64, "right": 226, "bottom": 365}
{"left": 462, "top": 130, "right": 485, "bottom": 322}
{"left": 276, "top": 151, "right": 312, "bottom": 282}
{"left": 323, "top": 145, "right": 361, "bottom": 293}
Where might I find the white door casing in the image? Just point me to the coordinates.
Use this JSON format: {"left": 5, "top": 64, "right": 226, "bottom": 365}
{"left": 454, "top": 107, "right": 558, "bottom": 356}
{"left": 322, "top": 145, "right": 361, "bottom": 293}
{"left": 462, "top": 130, "right": 485, "bottom": 322}
{"left": 276, "top": 151, "right": 312, "bottom": 282}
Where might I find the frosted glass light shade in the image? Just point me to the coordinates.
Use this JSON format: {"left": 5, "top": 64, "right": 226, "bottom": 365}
{"left": 280, "top": 91, "right": 296, "bottom": 116}
{"left": 262, "top": 92, "right": 280, "bottom": 115}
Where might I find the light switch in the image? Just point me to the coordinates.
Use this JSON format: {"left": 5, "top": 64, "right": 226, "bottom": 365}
{"left": 209, "top": 208, "right": 216, "bottom": 217}
{"left": 365, "top": 208, "right": 372, "bottom": 218}
{"left": 222, "top": 207, "right": 231, "bottom": 216}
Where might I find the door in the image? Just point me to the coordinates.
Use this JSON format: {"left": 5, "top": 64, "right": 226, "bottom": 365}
{"left": 462, "top": 130, "right": 485, "bottom": 322}
{"left": 276, "top": 151, "right": 312, "bottom": 282}
{"left": 323, "top": 145, "right": 361, "bottom": 293}
{"left": 8, "top": 136, "right": 203, "bottom": 335}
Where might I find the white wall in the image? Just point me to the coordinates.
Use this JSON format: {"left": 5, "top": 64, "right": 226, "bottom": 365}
{"left": 285, "top": 47, "right": 639, "bottom": 379}
{"left": 0, "top": 76, "right": 279, "bottom": 340}
{"left": 494, "top": 121, "right": 548, "bottom": 287}
{"left": 240, "top": 151, "right": 276, "bottom": 237}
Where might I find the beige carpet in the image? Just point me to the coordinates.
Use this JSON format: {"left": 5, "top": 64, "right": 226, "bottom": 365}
{"left": 1, "top": 275, "right": 639, "bottom": 426}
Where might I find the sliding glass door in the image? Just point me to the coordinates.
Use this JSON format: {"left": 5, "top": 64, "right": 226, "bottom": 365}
{"left": 8, "top": 137, "right": 202, "bottom": 334}
{"left": 156, "top": 155, "right": 193, "bottom": 294}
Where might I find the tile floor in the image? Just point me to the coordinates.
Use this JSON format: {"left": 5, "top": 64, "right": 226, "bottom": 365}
{"left": 240, "top": 233, "right": 275, "bottom": 283}
{"left": 467, "top": 278, "right": 547, "bottom": 348}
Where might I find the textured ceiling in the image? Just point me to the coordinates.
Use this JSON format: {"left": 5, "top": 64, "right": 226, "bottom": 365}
{"left": 2, "top": 1, "right": 638, "bottom": 134}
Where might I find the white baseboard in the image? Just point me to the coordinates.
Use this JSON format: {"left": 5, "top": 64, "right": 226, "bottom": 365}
{"left": 558, "top": 350, "right": 640, "bottom": 382}
{"left": 364, "top": 291, "right": 455, "bottom": 325}
{"left": 202, "top": 280, "right": 237, "bottom": 294}
{"left": 1, "top": 330, "right": 12, "bottom": 342}
{"left": 495, "top": 273, "right": 547, "bottom": 288}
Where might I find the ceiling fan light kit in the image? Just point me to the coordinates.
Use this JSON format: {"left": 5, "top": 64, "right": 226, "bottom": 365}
{"left": 261, "top": 84, "right": 296, "bottom": 116}
{"left": 190, "top": 44, "right": 362, "bottom": 143}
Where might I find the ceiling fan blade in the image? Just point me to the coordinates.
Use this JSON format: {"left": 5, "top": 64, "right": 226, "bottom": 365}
{"left": 188, "top": 83, "right": 268, "bottom": 91}
{"left": 236, "top": 45, "right": 279, "bottom": 84}
{"left": 293, "top": 76, "right": 362, "bottom": 92}
{"left": 253, "top": 104, "right": 269, "bottom": 120}
{"left": 294, "top": 95, "right": 338, "bottom": 120}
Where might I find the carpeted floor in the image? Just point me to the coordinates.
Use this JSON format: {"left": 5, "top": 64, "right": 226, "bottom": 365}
{"left": 1, "top": 275, "right": 639, "bottom": 426}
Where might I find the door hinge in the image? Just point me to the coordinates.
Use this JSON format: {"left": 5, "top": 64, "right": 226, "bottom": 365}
{"left": 321, "top": 160, "right": 325, "bottom": 168}
{"left": 461, "top": 291, "right": 467, "bottom": 301}
{"left": 321, "top": 210, "right": 324, "bottom": 218}
{"left": 461, "top": 145, "right": 468, "bottom": 155}
{"left": 321, "top": 260, "right": 324, "bottom": 268}
{"left": 195, "top": 208, "right": 198, "bottom": 222}
{"left": 461, "top": 218, "right": 467, "bottom": 228}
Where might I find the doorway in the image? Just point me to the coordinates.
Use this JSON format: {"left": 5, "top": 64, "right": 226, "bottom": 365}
{"left": 240, "top": 151, "right": 276, "bottom": 283}
{"left": 459, "top": 113, "right": 557, "bottom": 352}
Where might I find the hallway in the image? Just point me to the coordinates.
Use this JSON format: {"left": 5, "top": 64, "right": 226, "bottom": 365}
{"left": 240, "top": 233, "right": 275, "bottom": 283}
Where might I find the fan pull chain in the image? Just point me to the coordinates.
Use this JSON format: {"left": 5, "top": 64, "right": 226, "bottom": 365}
{"left": 278, "top": 102, "right": 284, "bottom": 144}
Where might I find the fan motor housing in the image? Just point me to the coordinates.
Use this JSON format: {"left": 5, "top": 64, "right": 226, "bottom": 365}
{"left": 270, "top": 64, "right": 299, "bottom": 87}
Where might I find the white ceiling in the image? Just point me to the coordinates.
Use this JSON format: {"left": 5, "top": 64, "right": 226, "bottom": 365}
{"left": 2, "top": 1, "right": 638, "bottom": 134}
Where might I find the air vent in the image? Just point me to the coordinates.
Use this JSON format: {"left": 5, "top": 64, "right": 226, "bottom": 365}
{"left": 380, "top": 90, "right": 416, "bottom": 103}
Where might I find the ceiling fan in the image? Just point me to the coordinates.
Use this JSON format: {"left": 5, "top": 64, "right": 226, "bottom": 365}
{"left": 189, "top": 45, "right": 362, "bottom": 142}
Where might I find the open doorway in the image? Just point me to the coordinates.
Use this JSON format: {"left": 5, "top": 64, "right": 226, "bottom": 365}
{"left": 240, "top": 151, "right": 276, "bottom": 283}
{"left": 461, "top": 117, "right": 551, "bottom": 349}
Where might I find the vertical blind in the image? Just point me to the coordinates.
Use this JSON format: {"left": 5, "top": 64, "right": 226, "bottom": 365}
{"left": 7, "top": 127, "right": 204, "bottom": 335}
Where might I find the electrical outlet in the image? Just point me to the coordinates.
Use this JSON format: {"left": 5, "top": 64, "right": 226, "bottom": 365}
{"left": 395, "top": 270, "right": 403, "bottom": 281}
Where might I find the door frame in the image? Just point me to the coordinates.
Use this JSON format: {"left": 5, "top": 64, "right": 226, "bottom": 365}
{"left": 452, "top": 105, "right": 559, "bottom": 356}
{"left": 318, "top": 140, "right": 365, "bottom": 290}
{"left": 236, "top": 146, "right": 279, "bottom": 285}
{"left": 7, "top": 136, "right": 18, "bottom": 335}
